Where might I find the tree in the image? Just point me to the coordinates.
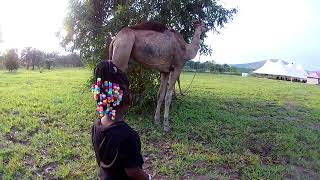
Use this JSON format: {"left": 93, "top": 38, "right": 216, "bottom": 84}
{"left": 44, "top": 52, "right": 59, "bottom": 70}
{"left": 61, "top": 0, "right": 237, "bottom": 109}
{"left": 0, "top": 55, "right": 4, "bottom": 69}
{"left": 21, "top": 47, "right": 45, "bottom": 70}
{"left": 56, "top": 53, "right": 82, "bottom": 67}
{"left": 61, "top": 0, "right": 236, "bottom": 65}
{"left": 31, "top": 49, "right": 44, "bottom": 70}
{"left": 21, "top": 47, "right": 33, "bottom": 69}
{"left": 44, "top": 58, "right": 55, "bottom": 70}
{"left": 4, "top": 49, "right": 19, "bottom": 71}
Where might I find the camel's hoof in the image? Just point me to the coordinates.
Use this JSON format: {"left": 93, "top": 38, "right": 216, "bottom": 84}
{"left": 163, "top": 120, "right": 171, "bottom": 132}
{"left": 163, "top": 124, "right": 171, "bottom": 132}
{"left": 154, "top": 118, "right": 161, "bottom": 126}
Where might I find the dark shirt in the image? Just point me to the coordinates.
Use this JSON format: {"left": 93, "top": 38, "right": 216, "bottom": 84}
{"left": 91, "top": 119, "right": 144, "bottom": 180}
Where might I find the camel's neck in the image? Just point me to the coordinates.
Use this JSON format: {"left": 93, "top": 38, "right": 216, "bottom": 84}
{"left": 184, "top": 27, "right": 202, "bottom": 60}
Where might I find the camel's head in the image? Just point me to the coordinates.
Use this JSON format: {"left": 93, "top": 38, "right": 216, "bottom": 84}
{"left": 193, "top": 20, "right": 208, "bottom": 33}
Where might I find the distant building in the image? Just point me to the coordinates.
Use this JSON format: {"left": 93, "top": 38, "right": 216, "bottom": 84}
{"left": 242, "top": 73, "right": 248, "bottom": 77}
{"left": 307, "top": 72, "right": 320, "bottom": 85}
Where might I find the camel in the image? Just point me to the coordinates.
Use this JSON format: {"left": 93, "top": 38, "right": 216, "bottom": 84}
{"left": 109, "top": 21, "right": 207, "bottom": 132}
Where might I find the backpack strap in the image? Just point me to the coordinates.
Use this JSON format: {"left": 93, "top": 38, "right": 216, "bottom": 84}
{"left": 100, "top": 146, "right": 119, "bottom": 168}
{"left": 99, "top": 135, "right": 119, "bottom": 169}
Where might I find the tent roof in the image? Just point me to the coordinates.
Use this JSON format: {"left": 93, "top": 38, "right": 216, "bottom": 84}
{"left": 253, "top": 59, "right": 307, "bottom": 78}
{"left": 307, "top": 72, "right": 320, "bottom": 78}
{"left": 285, "top": 64, "right": 307, "bottom": 79}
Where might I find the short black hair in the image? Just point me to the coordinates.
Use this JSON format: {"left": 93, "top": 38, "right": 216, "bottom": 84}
{"left": 94, "top": 60, "right": 130, "bottom": 111}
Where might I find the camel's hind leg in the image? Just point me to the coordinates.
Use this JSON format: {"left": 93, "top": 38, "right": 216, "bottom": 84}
{"left": 111, "top": 28, "right": 135, "bottom": 72}
{"left": 163, "top": 68, "right": 182, "bottom": 132}
{"left": 154, "top": 72, "right": 169, "bottom": 125}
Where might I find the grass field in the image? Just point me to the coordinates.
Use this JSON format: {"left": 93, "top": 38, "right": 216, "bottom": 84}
{"left": 0, "top": 68, "right": 319, "bottom": 179}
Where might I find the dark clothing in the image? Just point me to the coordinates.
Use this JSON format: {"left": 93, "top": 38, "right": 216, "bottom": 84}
{"left": 91, "top": 119, "right": 144, "bottom": 180}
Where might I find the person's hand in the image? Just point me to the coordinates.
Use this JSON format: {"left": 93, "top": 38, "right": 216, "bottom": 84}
{"left": 125, "top": 167, "right": 149, "bottom": 180}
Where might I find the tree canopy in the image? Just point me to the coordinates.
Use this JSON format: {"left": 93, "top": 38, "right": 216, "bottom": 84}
{"left": 61, "top": 0, "right": 237, "bottom": 110}
{"left": 20, "top": 47, "right": 82, "bottom": 70}
{"left": 4, "top": 49, "right": 19, "bottom": 72}
{"left": 21, "top": 47, "right": 45, "bottom": 70}
{"left": 61, "top": 0, "right": 237, "bottom": 67}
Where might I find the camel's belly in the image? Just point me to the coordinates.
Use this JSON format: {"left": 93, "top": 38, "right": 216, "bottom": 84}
{"left": 132, "top": 30, "right": 176, "bottom": 72}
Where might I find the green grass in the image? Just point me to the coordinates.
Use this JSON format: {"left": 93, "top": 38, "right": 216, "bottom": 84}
{"left": 0, "top": 69, "right": 319, "bottom": 179}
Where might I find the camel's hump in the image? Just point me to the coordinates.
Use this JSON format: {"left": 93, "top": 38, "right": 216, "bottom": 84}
{"left": 129, "top": 21, "right": 168, "bottom": 33}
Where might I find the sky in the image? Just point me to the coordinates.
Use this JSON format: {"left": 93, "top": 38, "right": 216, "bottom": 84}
{"left": 206, "top": 0, "right": 320, "bottom": 70}
{"left": 0, "top": 0, "right": 319, "bottom": 70}
{"left": 0, "top": 0, "right": 68, "bottom": 53}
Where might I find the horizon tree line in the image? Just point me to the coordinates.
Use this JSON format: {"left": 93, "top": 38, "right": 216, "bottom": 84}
{"left": 0, "top": 47, "right": 82, "bottom": 71}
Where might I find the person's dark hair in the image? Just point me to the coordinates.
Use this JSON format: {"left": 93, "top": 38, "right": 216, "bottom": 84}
{"left": 94, "top": 60, "right": 130, "bottom": 113}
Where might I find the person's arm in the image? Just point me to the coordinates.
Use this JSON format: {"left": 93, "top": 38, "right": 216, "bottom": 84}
{"left": 125, "top": 167, "right": 149, "bottom": 180}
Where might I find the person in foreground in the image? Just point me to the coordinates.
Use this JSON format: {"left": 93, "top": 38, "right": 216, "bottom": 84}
{"left": 91, "top": 60, "right": 150, "bottom": 180}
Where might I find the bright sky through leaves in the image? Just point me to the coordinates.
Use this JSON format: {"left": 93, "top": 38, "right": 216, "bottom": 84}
{"left": 0, "top": 0, "right": 319, "bottom": 70}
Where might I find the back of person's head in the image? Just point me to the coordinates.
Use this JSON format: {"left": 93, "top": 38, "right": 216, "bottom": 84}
{"left": 92, "top": 60, "right": 130, "bottom": 120}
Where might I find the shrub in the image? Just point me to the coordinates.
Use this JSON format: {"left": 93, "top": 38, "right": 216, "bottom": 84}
{"left": 4, "top": 49, "right": 19, "bottom": 72}
{"left": 127, "top": 62, "right": 160, "bottom": 113}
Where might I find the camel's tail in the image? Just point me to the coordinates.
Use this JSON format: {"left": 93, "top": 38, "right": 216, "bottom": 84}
{"left": 108, "top": 38, "right": 115, "bottom": 60}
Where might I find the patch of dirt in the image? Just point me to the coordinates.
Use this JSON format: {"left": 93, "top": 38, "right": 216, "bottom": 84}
{"left": 217, "top": 164, "right": 241, "bottom": 180}
{"left": 4, "top": 126, "right": 29, "bottom": 145}
{"left": 306, "top": 122, "right": 320, "bottom": 131}
{"left": 53, "top": 98, "right": 63, "bottom": 104}
{"left": 2, "top": 152, "right": 11, "bottom": 166}
{"left": 143, "top": 140, "right": 175, "bottom": 179}
{"left": 35, "top": 161, "right": 59, "bottom": 178}
{"left": 143, "top": 139, "right": 241, "bottom": 179}
{"left": 184, "top": 175, "right": 211, "bottom": 180}
{"left": 247, "top": 142, "right": 272, "bottom": 158}
{"left": 24, "top": 154, "right": 37, "bottom": 172}
{"left": 286, "top": 164, "right": 319, "bottom": 180}
{"left": 254, "top": 115, "right": 273, "bottom": 121}
{"left": 245, "top": 133, "right": 275, "bottom": 163}
{"left": 192, "top": 161, "right": 208, "bottom": 169}
{"left": 28, "top": 127, "right": 40, "bottom": 137}
{"left": 250, "top": 101, "right": 305, "bottom": 122}
{"left": 34, "top": 112, "right": 53, "bottom": 124}
{"left": 272, "top": 155, "right": 290, "bottom": 165}
{"left": 39, "top": 149, "right": 50, "bottom": 162}
{"left": 285, "top": 101, "right": 298, "bottom": 111}
{"left": 12, "top": 111, "right": 20, "bottom": 116}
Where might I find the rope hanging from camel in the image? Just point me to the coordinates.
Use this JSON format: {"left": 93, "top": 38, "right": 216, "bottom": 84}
{"left": 179, "top": 54, "right": 200, "bottom": 95}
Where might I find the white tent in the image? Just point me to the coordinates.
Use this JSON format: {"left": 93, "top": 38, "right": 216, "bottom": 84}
{"left": 253, "top": 59, "right": 307, "bottom": 79}
{"left": 285, "top": 63, "right": 307, "bottom": 79}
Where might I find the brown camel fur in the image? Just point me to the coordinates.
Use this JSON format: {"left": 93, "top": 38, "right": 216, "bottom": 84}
{"left": 109, "top": 21, "right": 207, "bottom": 132}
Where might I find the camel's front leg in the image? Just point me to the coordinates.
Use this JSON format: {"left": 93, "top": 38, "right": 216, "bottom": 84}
{"left": 154, "top": 73, "right": 169, "bottom": 125}
{"left": 163, "top": 69, "right": 182, "bottom": 132}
